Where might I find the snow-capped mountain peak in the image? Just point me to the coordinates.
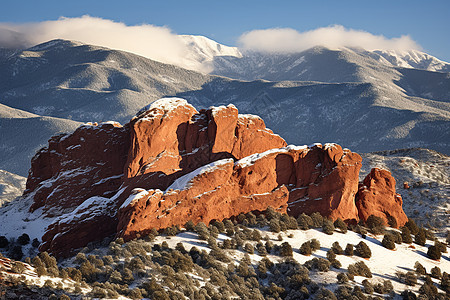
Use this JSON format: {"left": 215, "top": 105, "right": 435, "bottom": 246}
{"left": 372, "top": 49, "right": 450, "bottom": 72}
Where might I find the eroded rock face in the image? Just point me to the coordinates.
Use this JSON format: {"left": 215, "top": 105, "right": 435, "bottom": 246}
{"left": 355, "top": 168, "right": 408, "bottom": 228}
{"left": 117, "top": 159, "right": 289, "bottom": 240}
{"left": 23, "top": 98, "right": 406, "bottom": 257}
{"left": 117, "top": 144, "right": 362, "bottom": 240}
{"left": 26, "top": 122, "right": 130, "bottom": 215}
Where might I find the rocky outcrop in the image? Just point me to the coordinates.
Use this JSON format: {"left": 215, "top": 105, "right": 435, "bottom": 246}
{"left": 26, "top": 122, "right": 129, "bottom": 215}
{"left": 117, "top": 159, "right": 289, "bottom": 240}
{"left": 355, "top": 168, "right": 408, "bottom": 228}
{"left": 22, "top": 98, "right": 406, "bottom": 257}
{"left": 117, "top": 143, "right": 362, "bottom": 240}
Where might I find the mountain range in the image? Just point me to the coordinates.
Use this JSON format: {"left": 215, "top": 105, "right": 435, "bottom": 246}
{"left": 0, "top": 36, "right": 449, "bottom": 179}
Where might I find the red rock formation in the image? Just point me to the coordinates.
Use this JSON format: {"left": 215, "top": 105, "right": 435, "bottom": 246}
{"left": 35, "top": 98, "right": 288, "bottom": 256}
{"left": 285, "top": 144, "right": 362, "bottom": 222}
{"left": 117, "top": 159, "right": 289, "bottom": 240}
{"left": 26, "top": 122, "right": 129, "bottom": 214}
{"left": 23, "top": 98, "right": 406, "bottom": 257}
{"left": 117, "top": 143, "right": 363, "bottom": 240}
{"left": 123, "top": 99, "right": 287, "bottom": 190}
{"left": 355, "top": 168, "right": 408, "bottom": 228}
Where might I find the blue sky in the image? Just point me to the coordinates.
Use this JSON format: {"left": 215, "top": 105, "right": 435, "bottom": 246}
{"left": 1, "top": 0, "right": 449, "bottom": 61}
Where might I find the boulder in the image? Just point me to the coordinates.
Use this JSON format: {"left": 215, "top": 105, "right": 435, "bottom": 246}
{"left": 355, "top": 168, "right": 408, "bottom": 228}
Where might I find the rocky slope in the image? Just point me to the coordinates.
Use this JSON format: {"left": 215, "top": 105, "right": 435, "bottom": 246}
{"left": 0, "top": 169, "right": 26, "bottom": 206}
{"left": 1, "top": 98, "right": 406, "bottom": 257}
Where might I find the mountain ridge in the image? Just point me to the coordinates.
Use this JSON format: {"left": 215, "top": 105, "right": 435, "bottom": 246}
{"left": 0, "top": 38, "right": 449, "bottom": 177}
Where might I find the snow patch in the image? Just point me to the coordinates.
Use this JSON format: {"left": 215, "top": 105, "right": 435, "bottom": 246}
{"left": 166, "top": 159, "right": 233, "bottom": 191}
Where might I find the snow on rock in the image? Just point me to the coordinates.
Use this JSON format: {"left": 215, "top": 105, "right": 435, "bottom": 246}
{"left": 166, "top": 159, "right": 234, "bottom": 191}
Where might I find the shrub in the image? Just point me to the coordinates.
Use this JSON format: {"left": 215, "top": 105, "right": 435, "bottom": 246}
{"left": 282, "top": 215, "right": 298, "bottom": 230}
{"left": 415, "top": 228, "right": 426, "bottom": 246}
{"left": 405, "top": 271, "right": 417, "bottom": 286}
{"left": 414, "top": 261, "right": 426, "bottom": 275}
{"left": 430, "top": 266, "right": 441, "bottom": 279}
{"left": 299, "top": 242, "right": 312, "bottom": 255}
{"left": 9, "top": 245, "right": 23, "bottom": 260}
{"left": 337, "top": 273, "right": 349, "bottom": 284}
{"left": 195, "top": 222, "right": 210, "bottom": 240}
{"left": 244, "top": 243, "right": 254, "bottom": 254}
{"left": 265, "top": 240, "right": 274, "bottom": 253}
{"left": 427, "top": 245, "right": 441, "bottom": 260}
{"left": 401, "top": 226, "right": 413, "bottom": 243}
{"left": 331, "top": 259, "right": 342, "bottom": 269}
{"left": 344, "top": 244, "right": 353, "bottom": 256}
{"left": 11, "top": 261, "right": 26, "bottom": 274}
{"left": 348, "top": 261, "right": 372, "bottom": 278}
{"left": 17, "top": 233, "right": 30, "bottom": 245}
{"left": 256, "top": 242, "right": 267, "bottom": 256}
{"left": 331, "top": 241, "right": 343, "bottom": 254}
{"left": 310, "top": 239, "right": 320, "bottom": 251}
{"left": 405, "top": 218, "right": 419, "bottom": 235}
{"left": 366, "top": 215, "right": 386, "bottom": 234}
{"left": 434, "top": 240, "right": 447, "bottom": 253}
{"left": 305, "top": 258, "right": 330, "bottom": 272}
{"left": 362, "top": 279, "right": 374, "bottom": 294}
{"left": 322, "top": 219, "right": 335, "bottom": 235}
{"left": 0, "top": 236, "right": 8, "bottom": 248}
{"left": 418, "top": 277, "right": 438, "bottom": 299}
{"left": 389, "top": 230, "right": 403, "bottom": 244}
{"left": 355, "top": 241, "right": 371, "bottom": 258}
{"left": 401, "top": 290, "right": 417, "bottom": 299}
{"left": 164, "top": 225, "right": 179, "bottom": 236}
{"left": 280, "top": 242, "right": 293, "bottom": 257}
{"left": 334, "top": 218, "right": 348, "bottom": 233}
{"left": 441, "top": 272, "right": 450, "bottom": 294}
{"left": 269, "top": 219, "right": 281, "bottom": 233}
{"left": 326, "top": 249, "right": 336, "bottom": 262}
{"left": 374, "top": 280, "right": 394, "bottom": 294}
{"left": 387, "top": 215, "right": 398, "bottom": 228}
{"left": 31, "top": 238, "right": 40, "bottom": 248}
{"left": 382, "top": 234, "right": 396, "bottom": 250}
{"left": 297, "top": 213, "right": 313, "bottom": 230}
{"left": 315, "top": 288, "right": 337, "bottom": 300}
{"left": 184, "top": 220, "right": 195, "bottom": 231}
{"left": 310, "top": 212, "right": 324, "bottom": 228}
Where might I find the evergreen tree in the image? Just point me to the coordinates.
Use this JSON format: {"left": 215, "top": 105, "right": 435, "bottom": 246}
{"left": 401, "top": 226, "right": 413, "bottom": 243}
{"left": 415, "top": 228, "right": 426, "bottom": 246}
{"left": 427, "top": 245, "right": 441, "bottom": 260}
{"left": 280, "top": 242, "right": 293, "bottom": 257}
{"left": 344, "top": 243, "right": 353, "bottom": 256}
{"left": 355, "top": 241, "right": 371, "bottom": 258}
{"left": 382, "top": 233, "right": 396, "bottom": 250}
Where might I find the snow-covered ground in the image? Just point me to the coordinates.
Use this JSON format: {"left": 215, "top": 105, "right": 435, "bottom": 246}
{"left": 154, "top": 226, "right": 449, "bottom": 296}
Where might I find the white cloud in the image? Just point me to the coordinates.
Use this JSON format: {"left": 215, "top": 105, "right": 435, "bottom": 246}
{"left": 0, "top": 16, "right": 209, "bottom": 71}
{"left": 238, "top": 25, "right": 421, "bottom": 53}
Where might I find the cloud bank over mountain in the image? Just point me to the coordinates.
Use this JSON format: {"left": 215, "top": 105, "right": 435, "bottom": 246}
{"left": 0, "top": 17, "right": 423, "bottom": 70}
{"left": 0, "top": 15, "right": 193, "bottom": 70}
{"left": 238, "top": 25, "right": 421, "bottom": 53}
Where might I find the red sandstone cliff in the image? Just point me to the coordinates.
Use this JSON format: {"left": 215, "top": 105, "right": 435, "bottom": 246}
{"left": 22, "top": 98, "right": 407, "bottom": 257}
